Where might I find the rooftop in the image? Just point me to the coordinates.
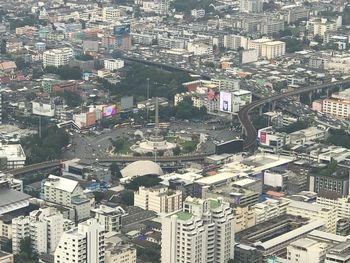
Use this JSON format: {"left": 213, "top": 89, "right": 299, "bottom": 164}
{"left": 209, "top": 199, "right": 220, "bottom": 209}
{"left": 176, "top": 211, "right": 192, "bottom": 221}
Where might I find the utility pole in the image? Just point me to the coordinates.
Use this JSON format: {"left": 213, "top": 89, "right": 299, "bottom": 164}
{"left": 146, "top": 78, "right": 150, "bottom": 122}
{"left": 39, "top": 115, "right": 42, "bottom": 139}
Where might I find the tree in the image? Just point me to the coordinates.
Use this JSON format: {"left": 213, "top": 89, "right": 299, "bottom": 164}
{"left": 110, "top": 162, "right": 122, "bottom": 180}
{"left": 55, "top": 90, "right": 82, "bottom": 107}
{"left": 15, "top": 57, "right": 28, "bottom": 70}
{"left": 282, "top": 38, "right": 303, "bottom": 53}
{"left": 44, "top": 65, "right": 82, "bottom": 80}
{"left": 125, "top": 174, "right": 162, "bottom": 191}
{"left": 0, "top": 39, "right": 6, "bottom": 54}
{"left": 14, "top": 237, "right": 38, "bottom": 262}
{"left": 173, "top": 146, "right": 181, "bottom": 155}
{"left": 120, "top": 190, "right": 134, "bottom": 205}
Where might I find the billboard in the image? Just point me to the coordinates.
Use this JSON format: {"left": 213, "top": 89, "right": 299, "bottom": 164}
{"left": 215, "top": 139, "right": 243, "bottom": 155}
{"left": 113, "top": 25, "right": 130, "bottom": 36}
{"left": 102, "top": 105, "right": 118, "bottom": 117}
{"left": 208, "top": 89, "right": 219, "bottom": 101}
{"left": 219, "top": 91, "right": 232, "bottom": 112}
{"left": 32, "top": 102, "right": 55, "bottom": 117}
{"left": 260, "top": 132, "right": 267, "bottom": 144}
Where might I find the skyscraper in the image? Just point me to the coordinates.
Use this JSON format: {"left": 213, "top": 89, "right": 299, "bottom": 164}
{"left": 161, "top": 197, "right": 235, "bottom": 263}
{"left": 54, "top": 218, "right": 105, "bottom": 263}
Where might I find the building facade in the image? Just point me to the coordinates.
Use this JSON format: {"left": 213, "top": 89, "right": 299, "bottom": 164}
{"left": 161, "top": 197, "right": 235, "bottom": 263}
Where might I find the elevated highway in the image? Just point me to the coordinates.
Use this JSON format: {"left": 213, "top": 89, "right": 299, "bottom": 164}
{"left": 7, "top": 155, "right": 209, "bottom": 176}
{"left": 238, "top": 78, "right": 350, "bottom": 152}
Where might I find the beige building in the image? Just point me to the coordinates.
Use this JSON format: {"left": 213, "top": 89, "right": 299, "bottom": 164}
{"left": 0, "top": 251, "right": 13, "bottom": 263}
{"left": 317, "top": 196, "right": 350, "bottom": 221}
{"left": 134, "top": 186, "right": 182, "bottom": 214}
{"left": 253, "top": 198, "right": 289, "bottom": 224}
{"left": 102, "top": 7, "right": 121, "bottom": 20}
{"left": 261, "top": 41, "right": 286, "bottom": 59}
{"left": 234, "top": 206, "right": 256, "bottom": 232}
{"left": 285, "top": 238, "right": 331, "bottom": 263}
{"left": 105, "top": 244, "right": 136, "bottom": 263}
{"left": 286, "top": 200, "right": 337, "bottom": 234}
{"left": 322, "top": 89, "right": 350, "bottom": 120}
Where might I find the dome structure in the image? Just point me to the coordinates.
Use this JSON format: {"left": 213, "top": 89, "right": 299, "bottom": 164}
{"left": 120, "top": 160, "right": 164, "bottom": 178}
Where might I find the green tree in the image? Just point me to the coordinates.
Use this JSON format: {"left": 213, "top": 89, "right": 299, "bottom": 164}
{"left": 55, "top": 90, "right": 82, "bottom": 107}
{"left": 110, "top": 162, "right": 122, "bottom": 180}
{"left": 173, "top": 146, "right": 181, "bottom": 155}
{"left": 15, "top": 57, "right": 28, "bottom": 70}
{"left": 125, "top": 174, "right": 162, "bottom": 191}
{"left": 14, "top": 237, "right": 38, "bottom": 262}
{"left": 0, "top": 39, "right": 6, "bottom": 54}
{"left": 120, "top": 190, "right": 134, "bottom": 205}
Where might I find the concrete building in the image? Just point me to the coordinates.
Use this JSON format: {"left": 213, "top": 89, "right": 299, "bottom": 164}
{"left": 158, "top": 37, "right": 186, "bottom": 49}
{"left": 105, "top": 243, "right": 136, "bottom": 263}
{"left": 234, "top": 206, "right": 256, "bottom": 232}
{"left": 261, "top": 41, "right": 286, "bottom": 59}
{"left": 0, "top": 144, "right": 26, "bottom": 170}
{"left": 42, "top": 175, "right": 90, "bottom": 222}
{"left": 162, "top": 197, "right": 235, "bottom": 263}
{"left": 240, "top": 0, "right": 263, "bottom": 13}
{"left": 253, "top": 198, "right": 289, "bottom": 224}
{"left": 325, "top": 242, "right": 350, "bottom": 263}
{"left": 104, "top": 59, "right": 124, "bottom": 71}
{"left": 91, "top": 205, "right": 125, "bottom": 232}
{"left": 134, "top": 186, "right": 182, "bottom": 214}
{"left": 322, "top": 89, "right": 350, "bottom": 120}
{"left": 187, "top": 42, "right": 213, "bottom": 56}
{"left": 191, "top": 9, "right": 205, "bottom": 19}
{"left": 12, "top": 207, "right": 73, "bottom": 255}
{"left": 286, "top": 200, "right": 337, "bottom": 234}
{"left": 0, "top": 251, "right": 13, "bottom": 263}
{"left": 224, "top": 35, "right": 249, "bottom": 50}
{"left": 54, "top": 218, "right": 105, "bottom": 263}
{"left": 286, "top": 238, "right": 331, "bottom": 263}
{"left": 317, "top": 196, "right": 350, "bottom": 224}
{"left": 102, "top": 7, "right": 121, "bottom": 21}
{"left": 43, "top": 48, "right": 73, "bottom": 68}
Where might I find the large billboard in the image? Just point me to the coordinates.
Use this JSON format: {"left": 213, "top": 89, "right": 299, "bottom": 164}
{"left": 102, "top": 105, "right": 118, "bottom": 117}
{"left": 32, "top": 102, "right": 55, "bottom": 117}
{"left": 215, "top": 139, "right": 243, "bottom": 155}
{"left": 113, "top": 25, "right": 130, "bottom": 36}
{"left": 260, "top": 132, "right": 267, "bottom": 144}
{"left": 219, "top": 91, "right": 232, "bottom": 112}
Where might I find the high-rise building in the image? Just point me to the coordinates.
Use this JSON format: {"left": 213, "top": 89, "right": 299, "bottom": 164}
{"left": 54, "top": 218, "right": 105, "bottom": 263}
{"left": 12, "top": 207, "right": 73, "bottom": 255}
{"left": 161, "top": 197, "right": 235, "bottom": 263}
{"left": 42, "top": 175, "right": 91, "bottom": 222}
{"left": 134, "top": 186, "right": 182, "bottom": 214}
{"left": 43, "top": 48, "right": 73, "bottom": 68}
{"left": 240, "top": 0, "right": 263, "bottom": 13}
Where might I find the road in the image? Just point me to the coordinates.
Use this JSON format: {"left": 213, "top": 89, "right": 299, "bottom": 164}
{"left": 238, "top": 78, "right": 350, "bottom": 151}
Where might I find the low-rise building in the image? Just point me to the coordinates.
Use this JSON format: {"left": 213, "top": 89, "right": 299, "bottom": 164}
{"left": 104, "top": 59, "right": 124, "bottom": 71}
{"left": 134, "top": 186, "right": 182, "bottom": 214}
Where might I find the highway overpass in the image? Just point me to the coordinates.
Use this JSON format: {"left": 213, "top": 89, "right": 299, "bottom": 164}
{"left": 238, "top": 78, "right": 350, "bottom": 152}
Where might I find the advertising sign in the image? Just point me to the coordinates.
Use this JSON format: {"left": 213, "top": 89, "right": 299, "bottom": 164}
{"left": 219, "top": 91, "right": 232, "bottom": 112}
{"left": 102, "top": 105, "right": 118, "bottom": 117}
{"left": 260, "top": 132, "right": 267, "bottom": 144}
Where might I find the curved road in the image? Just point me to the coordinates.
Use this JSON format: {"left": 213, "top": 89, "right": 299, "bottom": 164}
{"left": 239, "top": 78, "right": 350, "bottom": 151}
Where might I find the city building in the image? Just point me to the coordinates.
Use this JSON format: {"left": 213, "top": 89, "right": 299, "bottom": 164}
{"left": 104, "top": 59, "right": 124, "bottom": 71}
{"left": 0, "top": 144, "right": 26, "bottom": 170}
{"left": 12, "top": 207, "right": 73, "bottom": 255}
{"left": 105, "top": 242, "right": 136, "bottom": 263}
{"left": 54, "top": 218, "right": 105, "bottom": 263}
{"left": 91, "top": 205, "right": 126, "bottom": 232}
{"left": 286, "top": 200, "right": 337, "bottom": 234}
{"left": 224, "top": 35, "right": 249, "bottom": 50}
{"left": 134, "top": 186, "right": 182, "bottom": 214}
{"left": 102, "top": 7, "right": 121, "bottom": 21}
{"left": 43, "top": 48, "right": 73, "bottom": 68}
{"left": 42, "top": 175, "right": 90, "bottom": 222}
{"left": 322, "top": 89, "right": 350, "bottom": 120}
{"left": 286, "top": 238, "right": 331, "bottom": 263}
{"left": 252, "top": 198, "right": 289, "bottom": 224}
{"left": 261, "top": 41, "right": 286, "bottom": 59}
{"left": 325, "top": 242, "right": 350, "bottom": 263}
{"left": 240, "top": 0, "right": 263, "bottom": 13}
{"left": 234, "top": 206, "right": 256, "bottom": 232}
{"left": 0, "top": 251, "right": 13, "bottom": 263}
{"left": 162, "top": 197, "right": 235, "bottom": 263}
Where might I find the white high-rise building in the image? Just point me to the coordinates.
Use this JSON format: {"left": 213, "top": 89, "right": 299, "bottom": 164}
{"left": 102, "top": 7, "right": 121, "bottom": 21}
{"left": 161, "top": 197, "right": 235, "bottom": 263}
{"left": 12, "top": 207, "right": 73, "bottom": 255}
{"left": 54, "top": 218, "right": 105, "bottom": 263}
{"left": 43, "top": 48, "right": 73, "bottom": 68}
{"left": 240, "top": 0, "right": 263, "bottom": 13}
{"left": 104, "top": 59, "right": 124, "bottom": 71}
{"left": 42, "top": 175, "right": 90, "bottom": 222}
